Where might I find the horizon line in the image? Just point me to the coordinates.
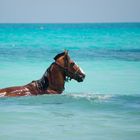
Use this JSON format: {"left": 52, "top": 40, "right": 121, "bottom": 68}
{"left": 0, "top": 21, "right": 140, "bottom": 24}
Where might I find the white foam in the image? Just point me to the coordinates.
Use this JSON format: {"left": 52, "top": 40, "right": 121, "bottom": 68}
{"left": 66, "top": 93, "right": 112, "bottom": 101}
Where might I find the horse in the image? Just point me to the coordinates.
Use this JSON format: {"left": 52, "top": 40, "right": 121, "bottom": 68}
{"left": 0, "top": 51, "right": 85, "bottom": 97}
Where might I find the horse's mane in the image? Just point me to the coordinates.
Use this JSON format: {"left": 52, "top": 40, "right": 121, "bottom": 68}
{"left": 54, "top": 52, "right": 65, "bottom": 60}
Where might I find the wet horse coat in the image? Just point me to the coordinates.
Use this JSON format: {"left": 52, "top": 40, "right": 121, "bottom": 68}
{"left": 0, "top": 51, "right": 85, "bottom": 97}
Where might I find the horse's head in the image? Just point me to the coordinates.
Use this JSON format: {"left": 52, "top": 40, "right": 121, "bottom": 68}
{"left": 54, "top": 51, "right": 85, "bottom": 82}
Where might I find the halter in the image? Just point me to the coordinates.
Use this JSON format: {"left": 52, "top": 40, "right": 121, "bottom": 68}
{"left": 54, "top": 61, "right": 80, "bottom": 82}
{"left": 52, "top": 51, "right": 81, "bottom": 81}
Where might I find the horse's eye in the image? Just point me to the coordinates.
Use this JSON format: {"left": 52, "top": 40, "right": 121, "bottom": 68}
{"left": 70, "top": 62, "right": 75, "bottom": 67}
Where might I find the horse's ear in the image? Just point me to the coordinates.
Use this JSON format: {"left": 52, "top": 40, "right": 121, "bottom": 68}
{"left": 64, "top": 50, "right": 68, "bottom": 56}
{"left": 64, "top": 50, "right": 70, "bottom": 61}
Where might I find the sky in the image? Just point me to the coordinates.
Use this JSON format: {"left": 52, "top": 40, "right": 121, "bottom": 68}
{"left": 0, "top": 0, "right": 140, "bottom": 23}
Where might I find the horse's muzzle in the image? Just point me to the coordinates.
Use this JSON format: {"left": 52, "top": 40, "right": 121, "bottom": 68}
{"left": 77, "top": 74, "right": 85, "bottom": 82}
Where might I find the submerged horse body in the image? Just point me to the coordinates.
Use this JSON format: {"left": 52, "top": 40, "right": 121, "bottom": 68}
{"left": 0, "top": 51, "right": 85, "bottom": 97}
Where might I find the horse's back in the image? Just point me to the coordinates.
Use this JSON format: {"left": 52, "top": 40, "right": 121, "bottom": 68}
{"left": 0, "top": 86, "right": 31, "bottom": 97}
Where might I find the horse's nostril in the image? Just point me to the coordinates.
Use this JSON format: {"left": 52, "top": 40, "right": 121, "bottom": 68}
{"left": 80, "top": 74, "right": 85, "bottom": 81}
{"left": 82, "top": 74, "right": 86, "bottom": 79}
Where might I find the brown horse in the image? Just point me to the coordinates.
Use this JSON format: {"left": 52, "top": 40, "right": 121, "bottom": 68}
{"left": 0, "top": 51, "right": 85, "bottom": 97}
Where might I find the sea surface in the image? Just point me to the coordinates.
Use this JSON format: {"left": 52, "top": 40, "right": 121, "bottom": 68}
{"left": 0, "top": 23, "right": 140, "bottom": 140}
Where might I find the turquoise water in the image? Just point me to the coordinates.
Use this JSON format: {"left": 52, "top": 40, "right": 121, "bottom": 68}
{"left": 0, "top": 23, "right": 140, "bottom": 140}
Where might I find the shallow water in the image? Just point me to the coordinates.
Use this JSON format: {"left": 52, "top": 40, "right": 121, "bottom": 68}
{"left": 0, "top": 94, "right": 140, "bottom": 140}
{"left": 0, "top": 23, "right": 140, "bottom": 140}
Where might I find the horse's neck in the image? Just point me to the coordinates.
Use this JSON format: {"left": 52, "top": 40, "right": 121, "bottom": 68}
{"left": 47, "top": 64, "right": 65, "bottom": 92}
{"left": 37, "top": 63, "right": 65, "bottom": 92}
